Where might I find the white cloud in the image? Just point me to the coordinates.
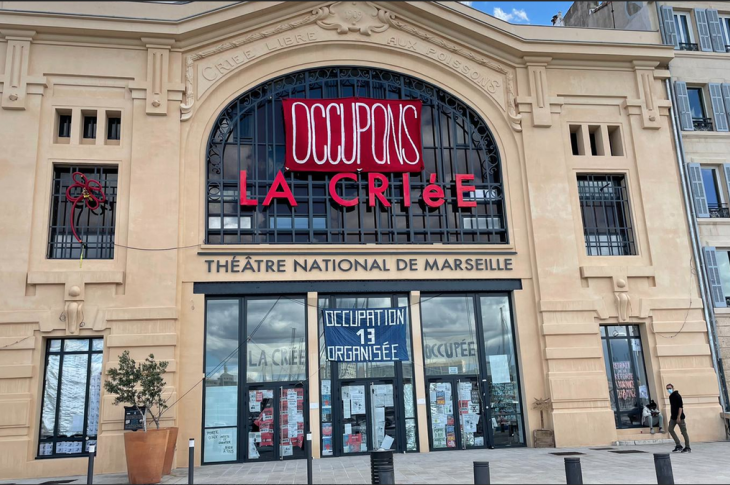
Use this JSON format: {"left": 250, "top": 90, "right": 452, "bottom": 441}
{"left": 492, "top": 7, "right": 530, "bottom": 24}
{"left": 493, "top": 7, "right": 511, "bottom": 21}
{"left": 460, "top": 1, "right": 474, "bottom": 6}
{"left": 512, "top": 8, "right": 529, "bottom": 22}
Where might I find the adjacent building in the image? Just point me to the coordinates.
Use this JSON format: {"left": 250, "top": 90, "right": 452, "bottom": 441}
{"left": 0, "top": 1, "right": 726, "bottom": 480}
{"left": 565, "top": 0, "right": 730, "bottom": 429}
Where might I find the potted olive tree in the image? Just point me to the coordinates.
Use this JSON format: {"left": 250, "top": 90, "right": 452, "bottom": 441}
{"left": 105, "top": 351, "right": 178, "bottom": 484}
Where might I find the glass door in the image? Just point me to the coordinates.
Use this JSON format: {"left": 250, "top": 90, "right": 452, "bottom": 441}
{"left": 340, "top": 382, "right": 369, "bottom": 454}
{"left": 278, "top": 386, "right": 306, "bottom": 460}
{"left": 246, "top": 386, "right": 307, "bottom": 461}
{"left": 428, "top": 377, "right": 489, "bottom": 450}
{"left": 370, "top": 383, "right": 397, "bottom": 451}
{"left": 455, "top": 377, "right": 488, "bottom": 449}
{"left": 246, "top": 387, "right": 276, "bottom": 461}
{"left": 428, "top": 379, "right": 457, "bottom": 449}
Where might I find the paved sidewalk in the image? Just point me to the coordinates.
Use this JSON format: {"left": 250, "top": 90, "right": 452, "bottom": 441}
{"left": 3, "top": 441, "right": 730, "bottom": 484}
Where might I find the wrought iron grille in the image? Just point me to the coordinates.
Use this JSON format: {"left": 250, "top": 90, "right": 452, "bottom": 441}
{"left": 709, "top": 203, "right": 730, "bottom": 218}
{"left": 678, "top": 42, "right": 699, "bottom": 51}
{"left": 692, "top": 117, "right": 714, "bottom": 131}
{"left": 47, "top": 166, "right": 117, "bottom": 259}
{"left": 206, "top": 67, "right": 507, "bottom": 244}
{"left": 577, "top": 174, "right": 636, "bottom": 256}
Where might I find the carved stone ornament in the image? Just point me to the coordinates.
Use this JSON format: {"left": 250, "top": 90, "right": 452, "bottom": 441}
{"left": 180, "top": 2, "right": 521, "bottom": 132}
{"left": 63, "top": 285, "right": 84, "bottom": 335}
{"left": 314, "top": 2, "right": 391, "bottom": 36}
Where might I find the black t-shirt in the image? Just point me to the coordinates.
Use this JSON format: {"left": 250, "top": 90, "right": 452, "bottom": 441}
{"left": 669, "top": 391, "right": 685, "bottom": 420}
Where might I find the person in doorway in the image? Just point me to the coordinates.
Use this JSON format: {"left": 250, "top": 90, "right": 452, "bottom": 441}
{"left": 667, "top": 384, "right": 691, "bottom": 453}
{"left": 642, "top": 400, "right": 664, "bottom": 434}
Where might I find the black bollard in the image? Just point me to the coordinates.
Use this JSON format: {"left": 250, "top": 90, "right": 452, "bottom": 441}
{"left": 188, "top": 438, "right": 195, "bottom": 485}
{"left": 564, "top": 457, "right": 583, "bottom": 485}
{"left": 473, "top": 461, "right": 490, "bottom": 484}
{"left": 306, "top": 433, "right": 313, "bottom": 485}
{"left": 654, "top": 453, "right": 675, "bottom": 485}
{"left": 379, "top": 466, "right": 395, "bottom": 485}
{"left": 86, "top": 443, "right": 95, "bottom": 485}
{"left": 370, "top": 449, "right": 395, "bottom": 484}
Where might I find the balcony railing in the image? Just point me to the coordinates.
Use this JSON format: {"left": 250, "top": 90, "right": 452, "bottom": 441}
{"left": 709, "top": 204, "right": 730, "bottom": 218}
{"left": 679, "top": 42, "right": 700, "bottom": 51}
{"left": 693, "top": 117, "right": 714, "bottom": 131}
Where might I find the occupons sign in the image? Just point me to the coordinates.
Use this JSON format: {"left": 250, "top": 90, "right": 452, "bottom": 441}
{"left": 323, "top": 307, "right": 410, "bottom": 362}
{"left": 283, "top": 98, "right": 423, "bottom": 173}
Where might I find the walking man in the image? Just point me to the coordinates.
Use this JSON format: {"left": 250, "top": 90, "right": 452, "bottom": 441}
{"left": 667, "top": 383, "right": 691, "bottom": 453}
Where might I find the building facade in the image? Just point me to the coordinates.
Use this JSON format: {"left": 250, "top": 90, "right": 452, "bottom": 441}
{"left": 0, "top": 1, "right": 726, "bottom": 480}
{"left": 566, "top": 0, "right": 730, "bottom": 427}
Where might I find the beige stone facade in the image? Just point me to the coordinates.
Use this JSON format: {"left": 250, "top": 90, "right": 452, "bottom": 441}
{"left": 566, "top": 0, "right": 730, "bottom": 440}
{"left": 0, "top": 1, "right": 726, "bottom": 480}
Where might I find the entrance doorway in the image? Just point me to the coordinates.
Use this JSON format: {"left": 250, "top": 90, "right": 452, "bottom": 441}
{"left": 202, "top": 296, "right": 309, "bottom": 464}
{"left": 421, "top": 294, "right": 524, "bottom": 450}
{"left": 336, "top": 379, "right": 399, "bottom": 455}
{"left": 318, "top": 294, "right": 418, "bottom": 457}
{"left": 427, "top": 376, "right": 490, "bottom": 450}
{"left": 246, "top": 385, "right": 306, "bottom": 461}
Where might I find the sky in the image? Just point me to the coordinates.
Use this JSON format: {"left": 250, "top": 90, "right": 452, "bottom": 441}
{"left": 461, "top": 1, "right": 575, "bottom": 26}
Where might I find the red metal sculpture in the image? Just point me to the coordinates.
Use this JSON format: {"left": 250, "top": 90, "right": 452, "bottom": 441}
{"left": 65, "top": 171, "right": 106, "bottom": 245}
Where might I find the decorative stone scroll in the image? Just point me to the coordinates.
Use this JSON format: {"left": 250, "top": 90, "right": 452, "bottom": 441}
{"left": 314, "top": 1, "right": 391, "bottom": 36}
{"left": 180, "top": 2, "right": 521, "bottom": 132}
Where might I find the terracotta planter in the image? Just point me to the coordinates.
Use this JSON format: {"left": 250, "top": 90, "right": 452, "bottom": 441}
{"left": 162, "top": 427, "right": 179, "bottom": 476}
{"left": 124, "top": 428, "right": 169, "bottom": 485}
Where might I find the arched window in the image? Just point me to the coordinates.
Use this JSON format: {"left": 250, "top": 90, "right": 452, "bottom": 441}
{"left": 206, "top": 67, "right": 507, "bottom": 244}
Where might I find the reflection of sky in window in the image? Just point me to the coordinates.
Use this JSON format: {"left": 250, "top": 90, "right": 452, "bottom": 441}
{"left": 421, "top": 295, "right": 479, "bottom": 373}
{"left": 206, "top": 300, "right": 239, "bottom": 379}
{"left": 246, "top": 298, "right": 306, "bottom": 383}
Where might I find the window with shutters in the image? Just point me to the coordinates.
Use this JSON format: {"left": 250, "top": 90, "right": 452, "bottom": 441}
{"left": 701, "top": 167, "right": 729, "bottom": 218}
{"left": 687, "top": 87, "right": 713, "bottom": 131}
{"left": 722, "top": 16, "right": 730, "bottom": 48}
{"left": 704, "top": 247, "right": 729, "bottom": 308}
{"left": 577, "top": 174, "right": 636, "bottom": 256}
{"left": 674, "top": 12, "right": 698, "bottom": 50}
{"left": 714, "top": 249, "right": 730, "bottom": 306}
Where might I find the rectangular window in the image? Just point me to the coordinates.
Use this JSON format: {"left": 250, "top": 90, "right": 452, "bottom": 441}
{"left": 38, "top": 338, "right": 103, "bottom": 457}
{"left": 701, "top": 167, "right": 728, "bottom": 217}
{"left": 688, "top": 87, "right": 713, "bottom": 131}
{"left": 58, "top": 115, "right": 72, "bottom": 138}
{"left": 107, "top": 117, "right": 121, "bottom": 141}
{"left": 48, "top": 166, "right": 117, "bottom": 259}
{"left": 204, "top": 299, "right": 239, "bottom": 463}
{"left": 577, "top": 174, "right": 636, "bottom": 256}
{"left": 715, "top": 249, "right": 730, "bottom": 304}
{"left": 674, "top": 13, "right": 697, "bottom": 49}
{"left": 601, "top": 325, "right": 651, "bottom": 429}
{"left": 203, "top": 295, "right": 309, "bottom": 464}
{"left": 82, "top": 115, "right": 97, "bottom": 139}
{"left": 721, "top": 17, "right": 730, "bottom": 47}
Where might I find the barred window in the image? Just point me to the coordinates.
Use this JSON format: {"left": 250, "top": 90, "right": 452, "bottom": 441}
{"left": 48, "top": 166, "right": 117, "bottom": 259}
{"left": 577, "top": 174, "right": 636, "bottom": 256}
{"left": 206, "top": 67, "right": 507, "bottom": 244}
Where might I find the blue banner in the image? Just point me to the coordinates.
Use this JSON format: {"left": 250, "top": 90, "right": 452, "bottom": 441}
{"left": 322, "top": 307, "right": 410, "bottom": 362}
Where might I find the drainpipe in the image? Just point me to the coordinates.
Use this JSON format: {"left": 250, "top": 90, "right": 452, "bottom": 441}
{"left": 666, "top": 79, "right": 730, "bottom": 413}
